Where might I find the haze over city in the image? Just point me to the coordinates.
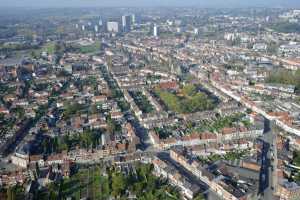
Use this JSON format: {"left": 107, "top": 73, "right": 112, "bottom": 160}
{"left": 1, "top": 0, "right": 300, "bottom": 8}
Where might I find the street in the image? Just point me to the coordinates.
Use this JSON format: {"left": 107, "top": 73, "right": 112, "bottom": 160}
{"left": 258, "top": 118, "right": 277, "bottom": 200}
{"left": 157, "top": 151, "right": 222, "bottom": 200}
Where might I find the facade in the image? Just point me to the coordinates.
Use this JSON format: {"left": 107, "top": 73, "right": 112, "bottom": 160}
{"left": 152, "top": 158, "right": 200, "bottom": 199}
{"left": 131, "top": 14, "right": 136, "bottom": 24}
{"left": 169, "top": 148, "right": 255, "bottom": 200}
{"left": 153, "top": 24, "right": 159, "bottom": 37}
{"left": 11, "top": 154, "right": 29, "bottom": 168}
{"left": 276, "top": 179, "right": 300, "bottom": 200}
{"left": 122, "top": 15, "right": 131, "bottom": 33}
{"left": 107, "top": 21, "right": 119, "bottom": 33}
{"left": 94, "top": 25, "right": 99, "bottom": 32}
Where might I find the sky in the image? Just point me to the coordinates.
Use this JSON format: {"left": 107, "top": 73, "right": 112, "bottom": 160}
{"left": 0, "top": 0, "right": 300, "bottom": 8}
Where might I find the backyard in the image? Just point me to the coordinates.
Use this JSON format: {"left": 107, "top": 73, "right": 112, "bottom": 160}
{"left": 130, "top": 90, "right": 154, "bottom": 114}
{"left": 27, "top": 163, "right": 181, "bottom": 200}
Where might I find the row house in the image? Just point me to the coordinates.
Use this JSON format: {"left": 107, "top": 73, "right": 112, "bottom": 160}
{"left": 0, "top": 107, "right": 9, "bottom": 114}
{"left": 275, "top": 179, "right": 300, "bottom": 200}
{"left": 152, "top": 158, "right": 201, "bottom": 199}
{"left": 0, "top": 170, "right": 29, "bottom": 187}
{"left": 91, "top": 95, "right": 107, "bottom": 103}
{"left": 170, "top": 148, "right": 252, "bottom": 200}
{"left": 142, "top": 88, "right": 163, "bottom": 112}
{"left": 150, "top": 125, "right": 263, "bottom": 150}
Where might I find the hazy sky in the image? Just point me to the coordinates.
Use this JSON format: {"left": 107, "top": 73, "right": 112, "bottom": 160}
{"left": 1, "top": 0, "right": 300, "bottom": 8}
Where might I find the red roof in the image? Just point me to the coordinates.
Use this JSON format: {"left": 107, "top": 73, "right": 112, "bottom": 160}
{"left": 163, "top": 138, "right": 176, "bottom": 144}
{"left": 239, "top": 126, "right": 248, "bottom": 132}
{"left": 159, "top": 81, "right": 178, "bottom": 90}
{"left": 116, "top": 143, "right": 126, "bottom": 151}
{"left": 222, "top": 127, "right": 237, "bottom": 135}
{"left": 0, "top": 107, "right": 9, "bottom": 113}
{"left": 200, "top": 132, "right": 217, "bottom": 140}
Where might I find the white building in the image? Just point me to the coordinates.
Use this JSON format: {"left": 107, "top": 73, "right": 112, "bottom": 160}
{"left": 153, "top": 24, "right": 159, "bottom": 37}
{"left": 94, "top": 25, "right": 99, "bottom": 32}
{"left": 107, "top": 21, "right": 119, "bottom": 33}
{"left": 253, "top": 43, "right": 267, "bottom": 51}
{"left": 131, "top": 14, "right": 136, "bottom": 24}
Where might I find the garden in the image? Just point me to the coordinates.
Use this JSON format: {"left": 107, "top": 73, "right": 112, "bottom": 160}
{"left": 154, "top": 84, "right": 215, "bottom": 114}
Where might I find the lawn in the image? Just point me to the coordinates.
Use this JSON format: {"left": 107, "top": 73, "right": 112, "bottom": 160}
{"left": 62, "top": 103, "right": 86, "bottom": 120}
{"left": 43, "top": 42, "right": 56, "bottom": 54}
{"left": 70, "top": 41, "right": 101, "bottom": 54}
{"left": 79, "top": 42, "right": 101, "bottom": 54}
{"left": 155, "top": 84, "right": 215, "bottom": 114}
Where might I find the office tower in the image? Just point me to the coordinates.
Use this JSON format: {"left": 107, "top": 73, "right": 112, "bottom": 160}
{"left": 99, "top": 19, "right": 103, "bottom": 26}
{"left": 153, "top": 24, "right": 159, "bottom": 37}
{"left": 122, "top": 15, "right": 131, "bottom": 33}
{"left": 81, "top": 25, "right": 85, "bottom": 31}
{"left": 194, "top": 28, "right": 199, "bottom": 35}
{"left": 131, "top": 14, "right": 136, "bottom": 24}
{"left": 94, "top": 25, "right": 99, "bottom": 32}
{"left": 107, "top": 21, "right": 119, "bottom": 33}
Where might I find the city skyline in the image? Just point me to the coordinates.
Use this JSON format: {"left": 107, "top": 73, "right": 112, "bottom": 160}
{"left": 1, "top": 0, "right": 300, "bottom": 8}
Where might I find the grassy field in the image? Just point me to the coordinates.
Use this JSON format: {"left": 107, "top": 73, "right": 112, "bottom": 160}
{"left": 155, "top": 84, "right": 215, "bottom": 114}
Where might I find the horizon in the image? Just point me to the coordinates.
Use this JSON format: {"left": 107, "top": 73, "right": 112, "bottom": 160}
{"left": 0, "top": 0, "right": 300, "bottom": 9}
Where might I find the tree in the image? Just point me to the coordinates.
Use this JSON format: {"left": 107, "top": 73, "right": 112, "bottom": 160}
{"left": 293, "top": 151, "right": 300, "bottom": 166}
{"left": 194, "top": 193, "right": 205, "bottom": 200}
{"left": 6, "top": 185, "right": 24, "bottom": 200}
{"left": 100, "top": 177, "right": 110, "bottom": 199}
{"left": 111, "top": 172, "right": 126, "bottom": 197}
{"left": 107, "top": 115, "right": 116, "bottom": 134}
{"left": 182, "top": 84, "right": 197, "bottom": 97}
{"left": 267, "top": 42, "right": 278, "bottom": 54}
{"left": 6, "top": 187, "right": 15, "bottom": 200}
{"left": 49, "top": 190, "right": 58, "bottom": 200}
{"left": 11, "top": 106, "right": 25, "bottom": 119}
{"left": 30, "top": 51, "right": 38, "bottom": 59}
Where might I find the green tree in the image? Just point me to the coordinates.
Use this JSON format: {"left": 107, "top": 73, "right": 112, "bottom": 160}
{"left": 293, "top": 151, "right": 300, "bottom": 166}
{"left": 111, "top": 172, "right": 126, "bottom": 197}
{"left": 6, "top": 187, "right": 15, "bottom": 200}
{"left": 194, "top": 193, "right": 205, "bottom": 200}
{"left": 100, "top": 177, "right": 110, "bottom": 199}
{"left": 6, "top": 185, "right": 24, "bottom": 200}
{"left": 182, "top": 84, "right": 197, "bottom": 97}
{"left": 107, "top": 115, "right": 116, "bottom": 134}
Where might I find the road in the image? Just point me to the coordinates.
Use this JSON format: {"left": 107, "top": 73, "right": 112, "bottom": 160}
{"left": 0, "top": 81, "right": 70, "bottom": 157}
{"left": 100, "top": 66, "right": 152, "bottom": 151}
{"left": 258, "top": 118, "right": 277, "bottom": 200}
{"left": 157, "top": 151, "right": 222, "bottom": 200}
